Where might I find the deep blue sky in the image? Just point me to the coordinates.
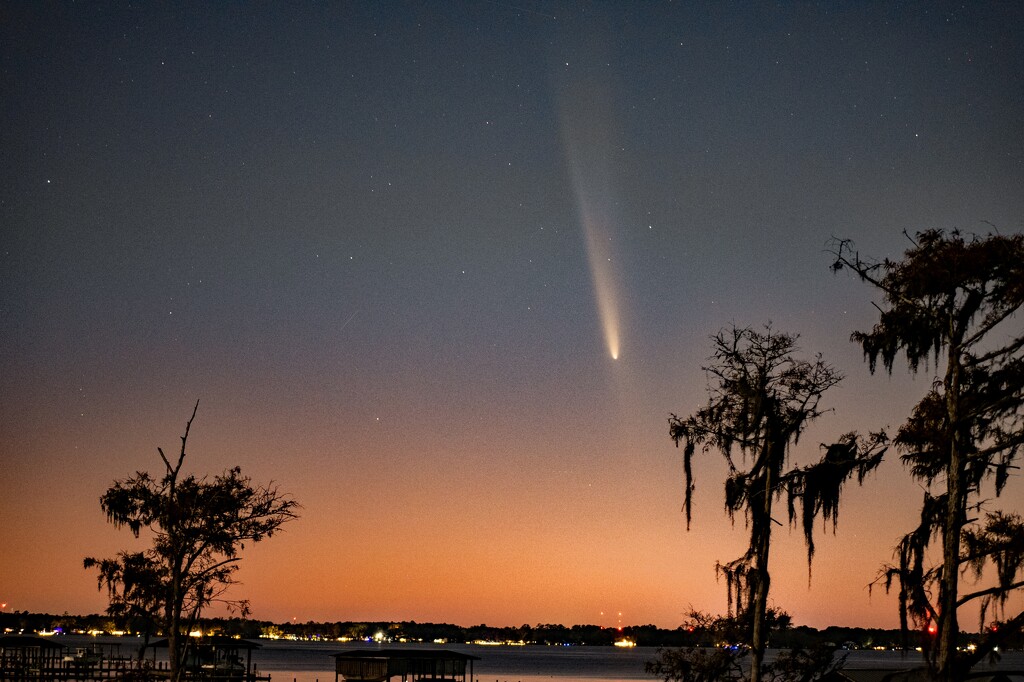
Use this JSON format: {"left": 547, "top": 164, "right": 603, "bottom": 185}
{"left": 3, "top": 2, "right": 1023, "bottom": 629}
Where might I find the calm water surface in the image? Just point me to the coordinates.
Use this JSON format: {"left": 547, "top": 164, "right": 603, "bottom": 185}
{"left": 52, "top": 636, "right": 1024, "bottom": 682}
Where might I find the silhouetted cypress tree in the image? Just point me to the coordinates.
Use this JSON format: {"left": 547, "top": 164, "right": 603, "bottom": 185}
{"left": 833, "top": 229, "right": 1024, "bottom": 682}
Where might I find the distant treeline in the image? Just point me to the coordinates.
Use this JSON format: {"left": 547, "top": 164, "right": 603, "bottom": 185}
{"left": 2, "top": 611, "right": 1020, "bottom": 651}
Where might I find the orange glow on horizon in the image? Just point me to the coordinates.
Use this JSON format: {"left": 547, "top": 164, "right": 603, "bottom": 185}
{"left": 7, "top": 392, "right": 1001, "bottom": 632}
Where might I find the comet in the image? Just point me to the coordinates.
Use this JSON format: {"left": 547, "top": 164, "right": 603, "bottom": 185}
{"left": 558, "top": 76, "right": 623, "bottom": 361}
{"left": 580, "top": 205, "right": 621, "bottom": 360}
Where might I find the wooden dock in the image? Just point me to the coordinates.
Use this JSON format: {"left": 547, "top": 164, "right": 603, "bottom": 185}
{"left": 0, "top": 636, "right": 270, "bottom": 682}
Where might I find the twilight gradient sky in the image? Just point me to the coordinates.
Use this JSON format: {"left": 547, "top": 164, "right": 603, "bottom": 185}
{"left": 2, "top": 2, "right": 1023, "bottom": 631}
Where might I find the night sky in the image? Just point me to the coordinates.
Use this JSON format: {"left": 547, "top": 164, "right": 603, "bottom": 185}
{"left": 3, "top": 2, "right": 1023, "bottom": 631}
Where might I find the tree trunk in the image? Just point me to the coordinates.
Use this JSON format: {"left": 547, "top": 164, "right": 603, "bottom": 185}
{"left": 749, "top": 468, "right": 774, "bottom": 682}
{"left": 167, "top": 594, "right": 181, "bottom": 682}
{"left": 935, "top": 345, "right": 964, "bottom": 682}
{"left": 749, "top": 548, "right": 771, "bottom": 682}
{"left": 166, "top": 458, "right": 183, "bottom": 682}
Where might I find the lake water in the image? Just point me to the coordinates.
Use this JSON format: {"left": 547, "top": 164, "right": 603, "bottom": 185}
{"left": 254, "top": 640, "right": 657, "bottom": 682}
{"left": 50, "top": 635, "right": 1024, "bottom": 682}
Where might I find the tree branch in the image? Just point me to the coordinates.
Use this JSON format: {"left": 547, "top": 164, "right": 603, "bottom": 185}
{"left": 956, "top": 580, "right": 1024, "bottom": 608}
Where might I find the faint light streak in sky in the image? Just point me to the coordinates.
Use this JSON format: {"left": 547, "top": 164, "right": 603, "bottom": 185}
{"left": 580, "top": 205, "right": 621, "bottom": 360}
{"left": 557, "top": 74, "right": 623, "bottom": 361}
{"left": 339, "top": 310, "right": 358, "bottom": 332}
